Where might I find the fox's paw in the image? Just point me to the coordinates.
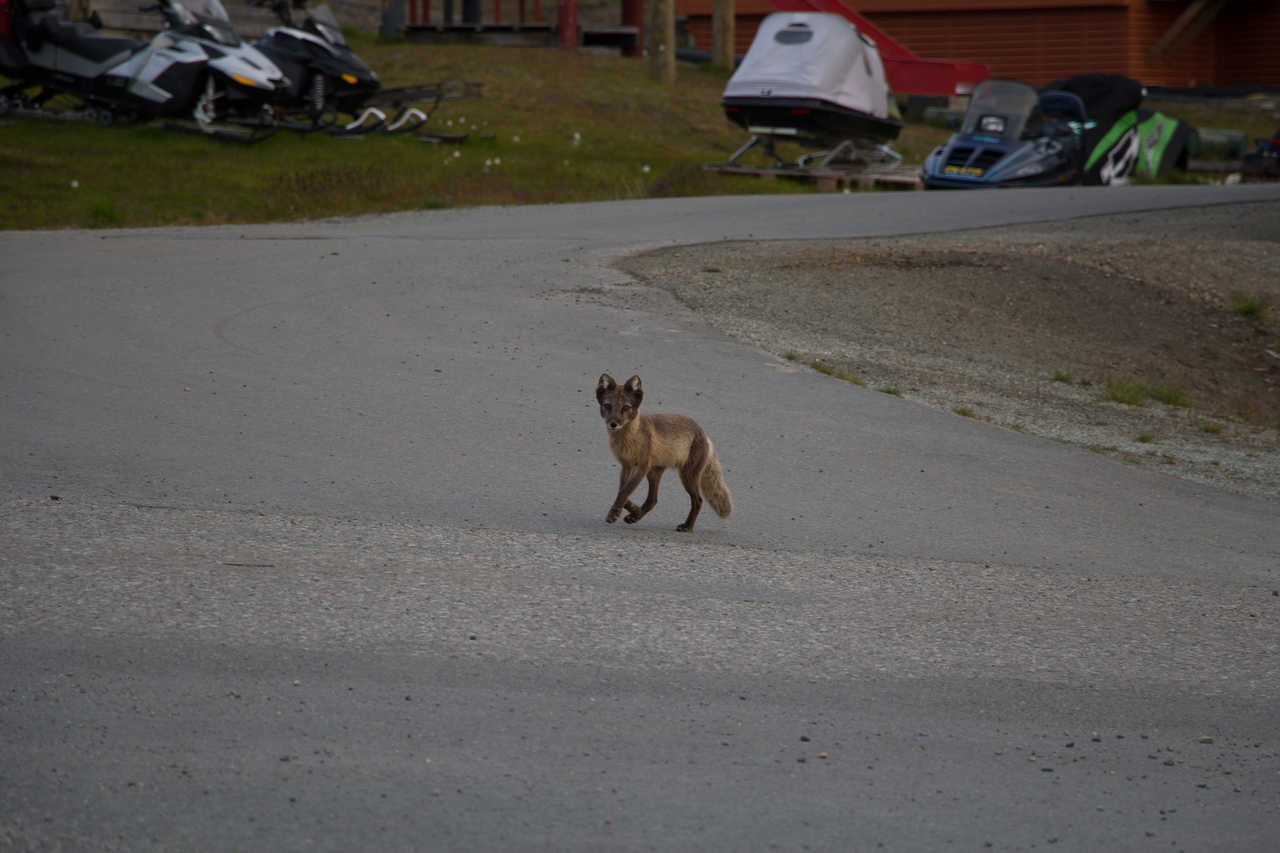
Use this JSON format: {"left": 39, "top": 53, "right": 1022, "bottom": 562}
{"left": 676, "top": 523, "right": 694, "bottom": 533}
{"left": 606, "top": 507, "right": 622, "bottom": 524}
{"left": 624, "top": 511, "right": 641, "bottom": 524}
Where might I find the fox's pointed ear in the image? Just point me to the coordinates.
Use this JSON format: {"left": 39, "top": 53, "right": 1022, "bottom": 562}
{"left": 596, "top": 373, "right": 616, "bottom": 403}
{"left": 623, "top": 375, "right": 643, "bottom": 406}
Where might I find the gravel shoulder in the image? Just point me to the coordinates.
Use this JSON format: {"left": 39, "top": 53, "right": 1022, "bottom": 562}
{"left": 611, "top": 200, "right": 1280, "bottom": 502}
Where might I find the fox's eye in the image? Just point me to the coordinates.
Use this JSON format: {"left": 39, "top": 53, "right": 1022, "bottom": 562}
{"left": 620, "top": 405, "right": 632, "bottom": 413}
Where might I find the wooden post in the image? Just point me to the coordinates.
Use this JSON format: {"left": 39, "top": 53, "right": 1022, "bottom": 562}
{"left": 711, "top": 0, "right": 734, "bottom": 69}
{"left": 621, "top": 0, "right": 643, "bottom": 57}
{"left": 648, "top": 0, "right": 675, "bottom": 84}
{"left": 558, "top": 0, "right": 578, "bottom": 49}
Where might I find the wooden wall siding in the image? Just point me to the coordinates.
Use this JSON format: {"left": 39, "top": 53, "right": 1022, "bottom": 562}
{"left": 680, "top": 0, "right": 1131, "bottom": 14}
{"left": 689, "top": 7, "right": 1129, "bottom": 86}
{"left": 1214, "top": 1, "right": 1280, "bottom": 87}
{"left": 686, "top": 13, "right": 766, "bottom": 56}
{"left": 854, "top": 0, "right": 1126, "bottom": 10}
{"left": 1125, "top": 1, "right": 1218, "bottom": 86}
{"left": 685, "top": 2, "right": 1279, "bottom": 88}
{"left": 867, "top": 8, "right": 1128, "bottom": 85}
{"left": 404, "top": 0, "right": 561, "bottom": 29}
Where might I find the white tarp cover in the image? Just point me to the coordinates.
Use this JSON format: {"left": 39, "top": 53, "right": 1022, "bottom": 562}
{"left": 723, "top": 12, "right": 892, "bottom": 120}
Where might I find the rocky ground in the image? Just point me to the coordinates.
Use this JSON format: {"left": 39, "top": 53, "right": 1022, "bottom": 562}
{"left": 610, "top": 200, "right": 1280, "bottom": 501}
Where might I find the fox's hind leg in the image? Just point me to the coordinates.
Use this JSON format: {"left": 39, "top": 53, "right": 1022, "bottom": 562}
{"left": 675, "top": 437, "right": 711, "bottom": 532}
{"left": 625, "top": 467, "right": 664, "bottom": 523}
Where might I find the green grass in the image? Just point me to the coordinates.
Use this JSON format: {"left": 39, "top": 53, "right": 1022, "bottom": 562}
{"left": 3, "top": 32, "right": 1262, "bottom": 230}
{"left": 1231, "top": 292, "right": 1271, "bottom": 324}
{"left": 809, "top": 360, "right": 866, "bottom": 387}
{"left": 1100, "top": 380, "right": 1191, "bottom": 408}
{"left": 0, "top": 38, "right": 923, "bottom": 229}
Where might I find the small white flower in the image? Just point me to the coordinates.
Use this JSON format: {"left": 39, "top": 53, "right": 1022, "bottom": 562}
{"left": 641, "top": 164, "right": 651, "bottom": 174}
{"left": 493, "top": 157, "right": 501, "bottom": 165}
{"left": 446, "top": 119, "right": 453, "bottom": 126}
{"left": 453, "top": 150, "right": 461, "bottom": 158}
{"left": 563, "top": 159, "right": 570, "bottom": 166}
{"left": 513, "top": 135, "right": 521, "bottom": 143}
{"left": 70, "top": 180, "right": 80, "bottom": 189}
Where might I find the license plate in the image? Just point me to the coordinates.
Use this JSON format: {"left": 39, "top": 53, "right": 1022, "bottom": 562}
{"left": 944, "top": 165, "right": 985, "bottom": 176}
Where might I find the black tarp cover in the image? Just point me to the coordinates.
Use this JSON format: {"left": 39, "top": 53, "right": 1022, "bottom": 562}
{"left": 1044, "top": 73, "right": 1194, "bottom": 185}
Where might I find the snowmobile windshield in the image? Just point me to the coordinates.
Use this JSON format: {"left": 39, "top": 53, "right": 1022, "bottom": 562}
{"left": 191, "top": 0, "right": 239, "bottom": 46}
{"left": 307, "top": 5, "right": 346, "bottom": 47}
{"left": 960, "top": 80, "right": 1039, "bottom": 141}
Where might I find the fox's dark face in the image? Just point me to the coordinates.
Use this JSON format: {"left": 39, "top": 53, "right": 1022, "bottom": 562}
{"left": 597, "top": 373, "right": 643, "bottom": 433}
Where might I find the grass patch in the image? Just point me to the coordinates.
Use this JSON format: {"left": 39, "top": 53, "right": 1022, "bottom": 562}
{"left": 1148, "top": 386, "right": 1190, "bottom": 407}
{"left": 0, "top": 40, "right": 844, "bottom": 229}
{"left": 1136, "top": 433, "right": 1154, "bottom": 443}
{"left": 953, "top": 407, "right": 976, "bottom": 418}
{"left": 3, "top": 35, "right": 1265, "bottom": 230}
{"left": 1100, "top": 381, "right": 1191, "bottom": 408}
{"left": 1052, "top": 370, "right": 1074, "bottom": 384}
{"left": 1231, "top": 292, "right": 1271, "bottom": 324}
{"left": 1100, "top": 381, "right": 1150, "bottom": 407}
{"left": 807, "top": 359, "right": 866, "bottom": 387}
{"left": 1200, "top": 422, "right": 1223, "bottom": 434}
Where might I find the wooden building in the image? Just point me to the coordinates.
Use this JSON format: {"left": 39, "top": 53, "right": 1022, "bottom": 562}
{"left": 678, "top": 0, "right": 1280, "bottom": 90}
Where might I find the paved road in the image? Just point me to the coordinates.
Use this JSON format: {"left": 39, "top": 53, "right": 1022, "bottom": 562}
{"left": 3, "top": 185, "right": 1279, "bottom": 851}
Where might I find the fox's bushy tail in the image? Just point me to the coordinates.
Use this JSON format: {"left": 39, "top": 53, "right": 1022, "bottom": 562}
{"left": 701, "top": 450, "right": 732, "bottom": 520}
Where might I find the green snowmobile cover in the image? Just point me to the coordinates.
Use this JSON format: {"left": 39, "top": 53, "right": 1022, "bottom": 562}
{"left": 1084, "top": 108, "right": 1195, "bottom": 185}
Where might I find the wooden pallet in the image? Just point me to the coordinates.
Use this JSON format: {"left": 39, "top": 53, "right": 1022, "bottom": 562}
{"left": 703, "top": 162, "right": 922, "bottom": 192}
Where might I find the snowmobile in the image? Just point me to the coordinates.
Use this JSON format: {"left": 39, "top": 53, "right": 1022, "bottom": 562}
{"left": 921, "top": 74, "right": 1196, "bottom": 189}
{"left": 0, "top": 0, "right": 288, "bottom": 139}
{"left": 248, "top": 0, "right": 481, "bottom": 136}
{"left": 248, "top": 0, "right": 388, "bottom": 133}
{"left": 720, "top": 12, "right": 903, "bottom": 168}
{"left": 920, "top": 79, "right": 1089, "bottom": 189}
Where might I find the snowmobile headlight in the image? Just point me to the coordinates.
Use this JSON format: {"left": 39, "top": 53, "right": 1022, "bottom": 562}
{"left": 341, "top": 73, "right": 358, "bottom": 85}
{"left": 979, "top": 115, "right": 1005, "bottom": 135}
{"left": 232, "top": 74, "right": 261, "bottom": 88}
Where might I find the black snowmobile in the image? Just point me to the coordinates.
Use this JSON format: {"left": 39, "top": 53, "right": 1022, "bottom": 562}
{"left": 249, "top": 0, "right": 387, "bottom": 132}
{"left": 0, "top": 0, "right": 287, "bottom": 137}
{"left": 248, "top": 0, "right": 482, "bottom": 135}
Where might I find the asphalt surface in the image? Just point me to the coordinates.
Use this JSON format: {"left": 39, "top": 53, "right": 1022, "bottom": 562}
{"left": 3, "top": 185, "right": 1279, "bottom": 851}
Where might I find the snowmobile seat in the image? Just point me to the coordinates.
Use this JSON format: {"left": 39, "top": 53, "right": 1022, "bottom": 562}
{"left": 1038, "top": 90, "right": 1088, "bottom": 137}
{"left": 48, "top": 20, "right": 138, "bottom": 62}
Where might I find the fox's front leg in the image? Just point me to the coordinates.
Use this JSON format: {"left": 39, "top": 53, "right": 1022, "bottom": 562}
{"left": 624, "top": 467, "right": 664, "bottom": 524}
{"left": 607, "top": 464, "right": 648, "bottom": 524}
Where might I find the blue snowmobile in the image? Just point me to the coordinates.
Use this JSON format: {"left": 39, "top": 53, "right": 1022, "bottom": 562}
{"left": 921, "top": 79, "right": 1091, "bottom": 189}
